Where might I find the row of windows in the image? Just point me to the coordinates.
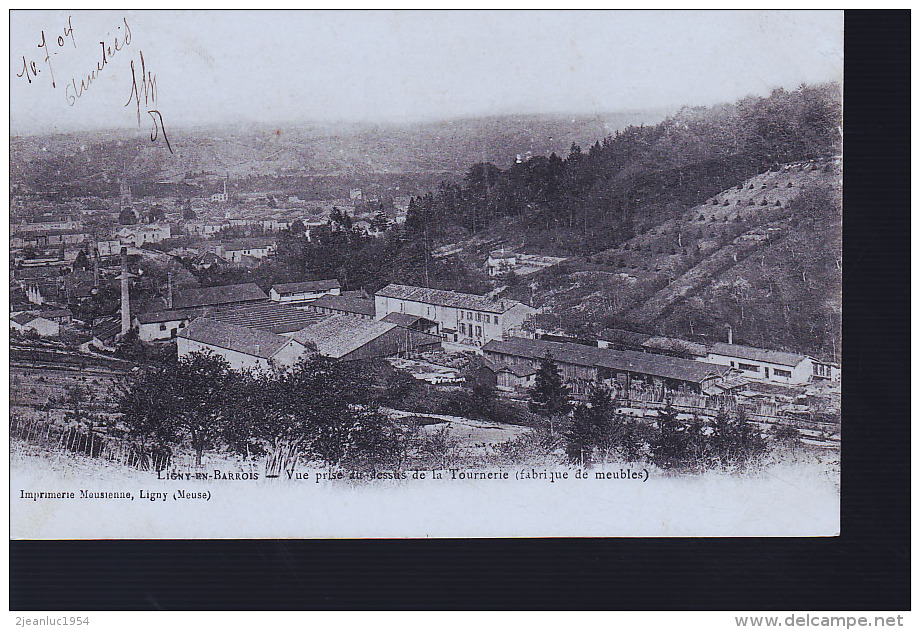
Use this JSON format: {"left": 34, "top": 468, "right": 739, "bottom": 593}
{"left": 458, "top": 323, "right": 483, "bottom": 337}
{"left": 463, "top": 310, "right": 499, "bottom": 324}
{"left": 730, "top": 360, "right": 794, "bottom": 379}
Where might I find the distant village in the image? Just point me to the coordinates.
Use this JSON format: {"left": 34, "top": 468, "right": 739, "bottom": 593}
{"left": 10, "top": 174, "right": 840, "bottom": 438}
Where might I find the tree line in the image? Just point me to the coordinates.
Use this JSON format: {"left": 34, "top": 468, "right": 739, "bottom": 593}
{"left": 403, "top": 83, "right": 840, "bottom": 256}
{"left": 117, "top": 350, "right": 408, "bottom": 473}
{"left": 527, "top": 353, "right": 794, "bottom": 472}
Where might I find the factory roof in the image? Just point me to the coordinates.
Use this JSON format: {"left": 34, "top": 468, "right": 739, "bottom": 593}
{"left": 376, "top": 283, "right": 528, "bottom": 314}
{"left": 482, "top": 337, "right": 728, "bottom": 384}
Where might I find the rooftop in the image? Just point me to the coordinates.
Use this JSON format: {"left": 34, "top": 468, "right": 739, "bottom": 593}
{"left": 642, "top": 336, "right": 709, "bottom": 357}
{"left": 13, "top": 267, "right": 63, "bottom": 281}
{"left": 272, "top": 279, "right": 341, "bottom": 294}
{"left": 93, "top": 319, "right": 121, "bottom": 341}
{"left": 40, "top": 308, "right": 72, "bottom": 319}
{"left": 483, "top": 337, "right": 729, "bottom": 384}
{"left": 708, "top": 342, "right": 806, "bottom": 367}
{"left": 311, "top": 293, "right": 376, "bottom": 317}
{"left": 381, "top": 312, "right": 433, "bottom": 327}
{"left": 492, "top": 361, "right": 538, "bottom": 378}
{"left": 11, "top": 312, "right": 37, "bottom": 325}
{"left": 134, "top": 309, "right": 193, "bottom": 325}
{"left": 220, "top": 238, "right": 275, "bottom": 252}
{"left": 179, "top": 317, "right": 295, "bottom": 359}
{"left": 201, "top": 302, "right": 328, "bottom": 335}
{"left": 375, "top": 283, "right": 527, "bottom": 314}
{"left": 292, "top": 315, "right": 398, "bottom": 359}
{"left": 171, "top": 283, "right": 267, "bottom": 309}
{"left": 597, "top": 328, "right": 653, "bottom": 347}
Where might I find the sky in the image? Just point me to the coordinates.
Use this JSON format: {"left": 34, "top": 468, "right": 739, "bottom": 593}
{"left": 9, "top": 10, "right": 843, "bottom": 135}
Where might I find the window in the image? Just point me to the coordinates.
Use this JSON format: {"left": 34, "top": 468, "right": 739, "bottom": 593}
{"left": 179, "top": 322, "right": 185, "bottom": 328}
{"left": 476, "top": 326, "right": 482, "bottom": 337}
{"left": 493, "top": 315, "right": 499, "bottom": 324}
{"left": 159, "top": 324, "right": 167, "bottom": 331}
{"left": 737, "top": 363, "right": 759, "bottom": 372}
{"left": 459, "top": 323, "right": 465, "bottom": 335}
{"left": 774, "top": 368, "right": 792, "bottom": 378}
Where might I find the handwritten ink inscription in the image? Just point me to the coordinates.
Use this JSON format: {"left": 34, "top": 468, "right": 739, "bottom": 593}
{"left": 125, "top": 52, "right": 172, "bottom": 153}
{"left": 65, "top": 17, "right": 131, "bottom": 105}
{"left": 14, "top": 15, "right": 172, "bottom": 153}
{"left": 16, "top": 15, "right": 75, "bottom": 88}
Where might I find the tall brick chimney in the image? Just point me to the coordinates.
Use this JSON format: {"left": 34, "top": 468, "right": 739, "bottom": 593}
{"left": 120, "top": 247, "right": 131, "bottom": 337}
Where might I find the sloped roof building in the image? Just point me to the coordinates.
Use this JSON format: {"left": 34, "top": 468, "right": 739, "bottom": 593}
{"left": 177, "top": 317, "right": 307, "bottom": 371}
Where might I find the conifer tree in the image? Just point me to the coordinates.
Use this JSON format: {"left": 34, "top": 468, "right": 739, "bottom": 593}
{"left": 528, "top": 352, "right": 570, "bottom": 417}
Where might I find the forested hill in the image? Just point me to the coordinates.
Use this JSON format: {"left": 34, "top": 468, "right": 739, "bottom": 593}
{"left": 403, "top": 83, "right": 841, "bottom": 256}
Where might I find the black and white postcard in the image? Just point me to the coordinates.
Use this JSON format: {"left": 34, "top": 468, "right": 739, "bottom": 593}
{"left": 9, "top": 10, "right": 843, "bottom": 538}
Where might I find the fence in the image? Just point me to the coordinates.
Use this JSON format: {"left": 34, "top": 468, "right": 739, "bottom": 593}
{"left": 10, "top": 415, "right": 173, "bottom": 472}
{"left": 620, "top": 391, "right": 789, "bottom": 420}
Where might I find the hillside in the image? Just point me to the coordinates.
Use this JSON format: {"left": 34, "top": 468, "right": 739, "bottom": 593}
{"left": 511, "top": 160, "right": 841, "bottom": 358}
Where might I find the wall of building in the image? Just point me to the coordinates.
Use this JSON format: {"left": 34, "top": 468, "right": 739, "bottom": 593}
{"left": 702, "top": 352, "right": 812, "bottom": 384}
{"left": 136, "top": 318, "right": 188, "bottom": 342}
{"left": 375, "top": 295, "right": 530, "bottom": 345}
{"left": 496, "top": 371, "right": 534, "bottom": 391}
{"left": 178, "top": 337, "right": 269, "bottom": 371}
{"left": 338, "top": 328, "right": 440, "bottom": 362}
{"left": 270, "top": 287, "right": 340, "bottom": 304}
{"left": 178, "top": 337, "right": 308, "bottom": 370}
{"left": 12, "top": 317, "right": 60, "bottom": 337}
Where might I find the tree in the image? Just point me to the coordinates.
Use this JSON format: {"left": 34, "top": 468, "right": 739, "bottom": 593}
{"left": 64, "top": 384, "right": 88, "bottom": 428}
{"left": 284, "top": 355, "right": 405, "bottom": 471}
{"left": 770, "top": 423, "right": 802, "bottom": 460}
{"left": 528, "top": 352, "right": 570, "bottom": 421}
{"left": 649, "top": 404, "right": 686, "bottom": 470}
{"left": 735, "top": 409, "right": 767, "bottom": 471}
{"left": 709, "top": 408, "right": 767, "bottom": 471}
{"left": 182, "top": 199, "right": 196, "bottom": 220}
{"left": 564, "top": 385, "right": 614, "bottom": 465}
{"left": 118, "top": 208, "right": 137, "bottom": 225}
{"left": 73, "top": 249, "right": 90, "bottom": 272}
{"left": 118, "top": 350, "right": 236, "bottom": 466}
{"left": 288, "top": 219, "right": 306, "bottom": 238}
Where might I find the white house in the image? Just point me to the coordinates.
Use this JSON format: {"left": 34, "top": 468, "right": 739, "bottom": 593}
{"left": 216, "top": 239, "right": 275, "bottom": 264}
{"left": 185, "top": 222, "right": 224, "bottom": 237}
{"left": 486, "top": 250, "right": 517, "bottom": 276}
{"left": 10, "top": 313, "right": 60, "bottom": 337}
{"left": 134, "top": 309, "right": 193, "bottom": 341}
{"left": 94, "top": 240, "right": 122, "bottom": 257}
{"left": 261, "top": 219, "right": 291, "bottom": 232}
{"left": 177, "top": 317, "right": 308, "bottom": 371}
{"left": 374, "top": 283, "right": 536, "bottom": 346}
{"left": 210, "top": 180, "right": 229, "bottom": 203}
{"left": 269, "top": 280, "right": 341, "bottom": 305}
{"left": 810, "top": 357, "right": 841, "bottom": 382}
{"left": 700, "top": 342, "right": 813, "bottom": 385}
{"left": 118, "top": 224, "right": 171, "bottom": 247}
